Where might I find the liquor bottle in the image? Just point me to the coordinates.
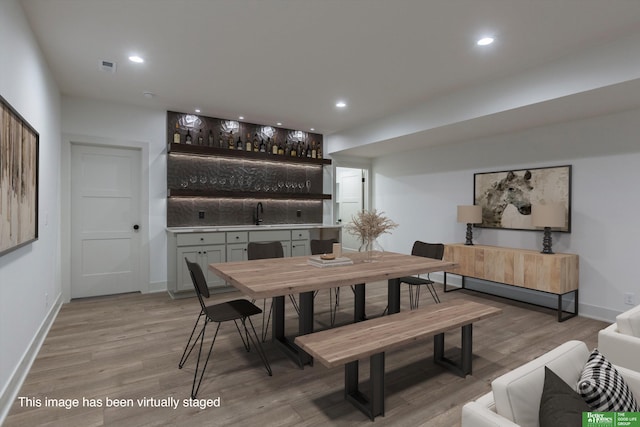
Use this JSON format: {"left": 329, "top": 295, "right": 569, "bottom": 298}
{"left": 197, "top": 129, "right": 204, "bottom": 145}
{"left": 228, "top": 131, "right": 234, "bottom": 149}
{"left": 278, "top": 141, "right": 285, "bottom": 155}
{"left": 306, "top": 142, "right": 311, "bottom": 158}
{"left": 290, "top": 142, "right": 297, "bottom": 157}
{"left": 185, "top": 130, "right": 192, "bottom": 144}
{"left": 271, "top": 138, "right": 278, "bottom": 155}
{"left": 253, "top": 133, "right": 259, "bottom": 152}
{"left": 311, "top": 141, "right": 317, "bottom": 159}
{"left": 245, "top": 133, "right": 252, "bottom": 151}
{"left": 299, "top": 142, "right": 306, "bottom": 158}
{"left": 173, "top": 123, "right": 181, "bottom": 144}
{"left": 208, "top": 130, "right": 214, "bottom": 147}
{"left": 236, "top": 135, "right": 243, "bottom": 150}
{"left": 259, "top": 138, "right": 266, "bottom": 152}
{"left": 218, "top": 131, "right": 224, "bottom": 148}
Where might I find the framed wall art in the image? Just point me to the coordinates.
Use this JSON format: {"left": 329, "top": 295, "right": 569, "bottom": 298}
{"left": 1, "top": 94, "right": 39, "bottom": 256}
{"left": 474, "top": 165, "right": 571, "bottom": 232}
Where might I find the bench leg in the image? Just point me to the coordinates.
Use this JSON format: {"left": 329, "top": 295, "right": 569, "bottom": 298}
{"left": 433, "top": 324, "right": 473, "bottom": 377}
{"left": 344, "top": 353, "right": 385, "bottom": 421}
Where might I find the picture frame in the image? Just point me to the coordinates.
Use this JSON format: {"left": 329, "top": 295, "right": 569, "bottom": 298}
{"left": 1, "top": 94, "right": 39, "bottom": 256}
{"left": 473, "top": 165, "right": 571, "bottom": 232}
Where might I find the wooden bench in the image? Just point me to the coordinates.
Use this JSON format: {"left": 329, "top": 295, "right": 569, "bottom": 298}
{"left": 294, "top": 300, "right": 501, "bottom": 420}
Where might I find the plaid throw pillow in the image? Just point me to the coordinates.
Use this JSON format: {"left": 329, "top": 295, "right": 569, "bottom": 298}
{"left": 578, "top": 348, "right": 640, "bottom": 412}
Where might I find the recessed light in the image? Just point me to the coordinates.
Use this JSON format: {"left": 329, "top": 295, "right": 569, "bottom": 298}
{"left": 336, "top": 101, "right": 347, "bottom": 108}
{"left": 310, "top": 128, "right": 315, "bottom": 131}
{"left": 477, "top": 37, "right": 494, "bottom": 46}
{"left": 195, "top": 109, "right": 201, "bottom": 113}
{"left": 128, "top": 55, "right": 144, "bottom": 63}
{"left": 143, "top": 91, "right": 155, "bottom": 99}
{"left": 277, "top": 122, "right": 283, "bottom": 126}
{"left": 239, "top": 116, "right": 244, "bottom": 120}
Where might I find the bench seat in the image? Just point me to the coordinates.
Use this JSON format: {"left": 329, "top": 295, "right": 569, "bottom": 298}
{"left": 294, "top": 299, "right": 501, "bottom": 420}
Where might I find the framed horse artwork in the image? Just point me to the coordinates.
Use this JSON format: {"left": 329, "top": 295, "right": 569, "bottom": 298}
{"left": 473, "top": 165, "right": 571, "bottom": 232}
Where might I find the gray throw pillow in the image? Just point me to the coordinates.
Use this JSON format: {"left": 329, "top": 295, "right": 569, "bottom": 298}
{"left": 539, "top": 366, "right": 590, "bottom": 427}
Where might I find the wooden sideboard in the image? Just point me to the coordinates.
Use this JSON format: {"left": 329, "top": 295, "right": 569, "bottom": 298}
{"left": 443, "top": 244, "right": 578, "bottom": 321}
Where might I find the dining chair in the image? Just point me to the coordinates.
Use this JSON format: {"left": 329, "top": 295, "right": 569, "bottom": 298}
{"left": 382, "top": 241, "right": 445, "bottom": 316}
{"left": 404, "top": 241, "right": 445, "bottom": 308}
{"left": 179, "top": 258, "right": 272, "bottom": 399}
{"left": 310, "top": 238, "right": 341, "bottom": 326}
{"left": 246, "top": 241, "right": 299, "bottom": 341}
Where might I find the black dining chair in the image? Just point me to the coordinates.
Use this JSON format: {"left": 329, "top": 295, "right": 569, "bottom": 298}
{"left": 179, "top": 258, "right": 272, "bottom": 399}
{"left": 382, "top": 241, "right": 445, "bottom": 316}
{"left": 310, "top": 238, "right": 341, "bottom": 326}
{"left": 404, "top": 241, "right": 445, "bottom": 308}
{"left": 246, "top": 241, "right": 299, "bottom": 341}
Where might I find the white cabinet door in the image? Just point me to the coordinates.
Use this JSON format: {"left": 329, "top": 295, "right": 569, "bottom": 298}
{"left": 201, "top": 245, "right": 226, "bottom": 288}
{"left": 177, "top": 246, "right": 200, "bottom": 292}
{"left": 227, "top": 243, "right": 248, "bottom": 262}
{"left": 291, "top": 240, "right": 309, "bottom": 257}
{"left": 177, "top": 244, "right": 226, "bottom": 291}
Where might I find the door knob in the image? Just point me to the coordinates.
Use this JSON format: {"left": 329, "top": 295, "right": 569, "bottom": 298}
{"left": 133, "top": 224, "right": 140, "bottom": 230}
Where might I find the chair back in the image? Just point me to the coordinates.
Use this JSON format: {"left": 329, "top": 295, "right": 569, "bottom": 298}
{"left": 247, "top": 241, "right": 284, "bottom": 260}
{"left": 185, "top": 258, "right": 210, "bottom": 311}
{"left": 411, "top": 241, "right": 445, "bottom": 260}
{"left": 310, "top": 238, "right": 338, "bottom": 255}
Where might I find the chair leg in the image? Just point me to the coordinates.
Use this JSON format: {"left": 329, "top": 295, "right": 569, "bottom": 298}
{"left": 244, "top": 316, "right": 273, "bottom": 376}
{"left": 191, "top": 321, "right": 220, "bottom": 399}
{"left": 179, "top": 311, "right": 205, "bottom": 369}
{"left": 427, "top": 282, "right": 441, "bottom": 304}
{"left": 232, "top": 319, "right": 251, "bottom": 351}
{"left": 288, "top": 294, "right": 300, "bottom": 316}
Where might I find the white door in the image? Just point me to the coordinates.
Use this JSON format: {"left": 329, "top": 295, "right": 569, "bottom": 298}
{"left": 337, "top": 167, "right": 364, "bottom": 252}
{"left": 71, "top": 144, "right": 142, "bottom": 298}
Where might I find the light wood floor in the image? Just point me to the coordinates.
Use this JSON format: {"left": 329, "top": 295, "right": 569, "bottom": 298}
{"left": 5, "top": 282, "right": 607, "bottom": 427}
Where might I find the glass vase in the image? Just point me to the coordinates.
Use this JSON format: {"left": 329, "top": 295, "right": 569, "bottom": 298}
{"left": 359, "top": 237, "right": 384, "bottom": 262}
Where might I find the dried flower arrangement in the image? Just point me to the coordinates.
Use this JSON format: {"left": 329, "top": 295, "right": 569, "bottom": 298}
{"left": 344, "top": 209, "right": 398, "bottom": 242}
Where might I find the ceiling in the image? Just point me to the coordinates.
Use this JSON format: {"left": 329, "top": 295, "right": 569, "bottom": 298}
{"left": 19, "top": 0, "right": 640, "bottom": 157}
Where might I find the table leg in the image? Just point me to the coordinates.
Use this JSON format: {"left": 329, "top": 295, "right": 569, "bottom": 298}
{"left": 354, "top": 284, "right": 366, "bottom": 322}
{"left": 388, "top": 278, "right": 400, "bottom": 314}
{"left": 272, "top": 293, "right": 314, "bottom": 368}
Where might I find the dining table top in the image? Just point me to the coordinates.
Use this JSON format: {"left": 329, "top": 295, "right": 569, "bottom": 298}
{"left": 208, "top": 251, "right": 457, "bottom": 299}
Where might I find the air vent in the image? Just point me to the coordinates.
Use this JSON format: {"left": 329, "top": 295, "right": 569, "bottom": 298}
{"left": 99, "top": 60, "right": 117, "bottom": 73}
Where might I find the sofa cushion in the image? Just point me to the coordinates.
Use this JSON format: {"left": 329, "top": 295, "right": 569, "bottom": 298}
{"left": 617, "top": 304, "right": 640, "bottom": 337}
{"left": 539, "top": 367, "right": 590, "bottom": 427}
{"left": 492, "top": 340, "right": 589, "bottom": 427}
{"left": 578, "top": 348, "right": 640, "bottom": 412}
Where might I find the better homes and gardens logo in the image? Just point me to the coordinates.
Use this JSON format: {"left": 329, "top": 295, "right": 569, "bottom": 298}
{"left": 583, "top": 412, "right": 640, "bottom": 427}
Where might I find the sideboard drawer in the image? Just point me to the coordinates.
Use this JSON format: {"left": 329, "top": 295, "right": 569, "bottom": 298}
{"left": 177, "top": 232, "right": 225, "bottom": 247}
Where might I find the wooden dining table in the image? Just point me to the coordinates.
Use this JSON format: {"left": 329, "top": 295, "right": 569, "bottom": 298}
{"left": 209, "top": 251, "right": 457, "bottom": 367}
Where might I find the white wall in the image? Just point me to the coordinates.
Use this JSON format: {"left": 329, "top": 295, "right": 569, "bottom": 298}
{"left": 60, "top": 97, "right": 167, "bottom": 293}
{"left": 0, "top": 0, "right": 62, "bottom": 420}
{"left": 372, "top": 107, "right": 640, "bottom": 321}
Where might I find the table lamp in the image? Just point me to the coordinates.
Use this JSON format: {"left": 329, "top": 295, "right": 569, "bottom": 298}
{"left": 531, "top": 203, "right": 565, "bottom": 254}
{"left": 457, "top": 205, "right": 482, "bottom": 245}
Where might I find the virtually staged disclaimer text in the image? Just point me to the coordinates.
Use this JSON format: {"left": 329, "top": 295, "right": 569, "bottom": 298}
{"left": 18, "top": 396, "right": 221, "bottom": 410}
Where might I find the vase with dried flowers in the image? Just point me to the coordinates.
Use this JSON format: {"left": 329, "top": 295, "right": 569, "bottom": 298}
{"left": 344, "top": 209, "right": 398, "bottom": 262}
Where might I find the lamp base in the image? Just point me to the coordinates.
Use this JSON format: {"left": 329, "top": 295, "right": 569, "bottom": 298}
{"left": 540, "top": 227, "right": 554, "bottom": 254}
{"left": 464, "top": 223, "right": 474, "bottom": 245}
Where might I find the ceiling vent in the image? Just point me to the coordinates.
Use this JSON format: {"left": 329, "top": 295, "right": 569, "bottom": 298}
{"left": 99, "top": 60, "right": 117, "bottom": 73}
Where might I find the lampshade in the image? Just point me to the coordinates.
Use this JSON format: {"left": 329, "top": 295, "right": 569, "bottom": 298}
{"left": 457, "top": 205, "right": 482, "bottom": 224}
{"left": 531, "top": 203, "right": 565, "bottom": 228}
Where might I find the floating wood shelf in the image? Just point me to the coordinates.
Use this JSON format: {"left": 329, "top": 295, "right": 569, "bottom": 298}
{"left": 168, "top": 143, "right": 332, "bottom": 165}
{"left": 168, "top": 189, "right": 332, "bottom": 200}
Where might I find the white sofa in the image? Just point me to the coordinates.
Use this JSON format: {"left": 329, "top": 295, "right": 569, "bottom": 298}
{"left": 461, "top": 340, "right": 640, "bottom": 427}
{"left": 598, "top": 304, "right": 640, "bottom": 372}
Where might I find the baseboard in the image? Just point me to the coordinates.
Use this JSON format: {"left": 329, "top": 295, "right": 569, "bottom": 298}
{"left": 0, "top": 293, "right": 62, "bottom": 425}
{"left": 147, "top": 281, "right": 167, "bottom": 293}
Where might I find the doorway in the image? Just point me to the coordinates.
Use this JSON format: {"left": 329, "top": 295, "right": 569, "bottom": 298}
{"left": 335, "top": 167, "right": 367, "bottom": 252}
{"left": 70, "top": 144, "right": 143, "bottom": 298}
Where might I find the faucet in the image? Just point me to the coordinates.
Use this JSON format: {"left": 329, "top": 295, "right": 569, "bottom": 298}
{"left": 254, "top": 202, "right": 264, "bottom": 225}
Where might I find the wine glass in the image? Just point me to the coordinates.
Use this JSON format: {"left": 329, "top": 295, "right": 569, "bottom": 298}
{"left": 306, "top": 180, "right": 311, "bottom": 193}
